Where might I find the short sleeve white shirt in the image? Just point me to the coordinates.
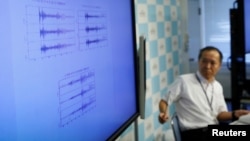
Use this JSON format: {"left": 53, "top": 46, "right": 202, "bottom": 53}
{"left": 164, "top": 71, "right": 228, "bottom": 131}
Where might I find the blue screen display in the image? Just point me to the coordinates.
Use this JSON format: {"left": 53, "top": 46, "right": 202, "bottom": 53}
{"left": 0, "top": 0, "right": 138, "bottom": 140}
{"left": 244, "top": 0, "right": 250, "bottom": 54}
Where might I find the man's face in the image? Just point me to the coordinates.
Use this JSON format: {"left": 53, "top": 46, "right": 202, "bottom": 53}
{"left": 198, "top": 50, "right": 221, "bottom": 81}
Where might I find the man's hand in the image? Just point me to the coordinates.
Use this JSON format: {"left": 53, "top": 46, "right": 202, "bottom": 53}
{"left": 234, "top": 109, "right": 250, "bottom": 119}
{"left": 158, "top": 99, "right": 169, "bottom": 124}
{"left": 159, "top": 112, "right": 168, "bottom": 124}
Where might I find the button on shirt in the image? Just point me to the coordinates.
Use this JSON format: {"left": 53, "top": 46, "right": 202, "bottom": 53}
{"left": 164, "top": 71, "right": 228, "bottom": 131}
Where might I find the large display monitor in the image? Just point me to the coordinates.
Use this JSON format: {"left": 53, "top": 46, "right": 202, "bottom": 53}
{"left": 230, "top": 0, "right": 250, "bottom": 110}
{"left": 235, "top": 0, "right": 250, "bottom": 79}
{"left": 0, "top": 0, "right": 139, "bottom": 140}
{"left": 241, "top": 0, "right": 250, "bottom": 54}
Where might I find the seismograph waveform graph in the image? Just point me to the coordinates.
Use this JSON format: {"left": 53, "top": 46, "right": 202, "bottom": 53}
{"left": 78, "top": 9, "right": 108, "bottom": 50}
{"left": 26, "top": 6, "right": 77, "bottom": 60}
{"left": 58, "top": 68, "right": 96, "bottom": 127}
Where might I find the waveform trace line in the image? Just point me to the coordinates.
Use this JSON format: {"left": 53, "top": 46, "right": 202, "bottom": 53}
{"left": 40, "top": 43, "right": 74, "bottom": 53}
{"left": 39, "top": 27, "right": 75, "bottom": 38}
{"left": 85, "top": 25, "right": 106, "bottom": 33}
{"left": 86, "top": 37, "right": 107, "bottom": 46}
{"left": 39, "top": 8, "right": 74, "bottom": 22}
{"left": 84, "top": 12, "right": 106, "bottom": 20}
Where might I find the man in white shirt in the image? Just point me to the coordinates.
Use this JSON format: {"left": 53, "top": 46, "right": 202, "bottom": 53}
{"left": 158, "top": 46, "right": 250, "bottom": 141}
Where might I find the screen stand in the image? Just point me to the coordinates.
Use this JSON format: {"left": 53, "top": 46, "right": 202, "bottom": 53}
{"left": 138, "top": 35, "right": 146, "bottom": 119}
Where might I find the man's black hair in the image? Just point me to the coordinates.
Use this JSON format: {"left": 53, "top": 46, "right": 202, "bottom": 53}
{"left": 198, "top": 46, "right": 223, "bottom": 62}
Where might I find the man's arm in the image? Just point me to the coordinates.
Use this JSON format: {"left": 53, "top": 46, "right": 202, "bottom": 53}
{"left": 158, "top": 99, "right": 169, "bottom": 124}
{"left": 217, "top": 109, "right": 250, "bottom": 121}
{"left": 217, "top": 111, "right": 232, "bottom": 121}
